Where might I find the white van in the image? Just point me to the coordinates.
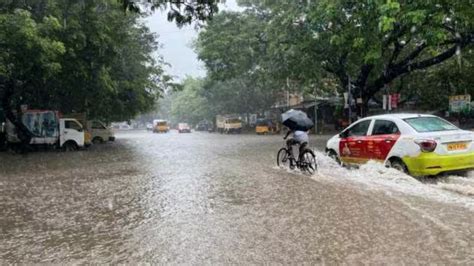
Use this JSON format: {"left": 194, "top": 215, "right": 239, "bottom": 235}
{"left": 87, "top": 120, "right": 115, "bottom": 144}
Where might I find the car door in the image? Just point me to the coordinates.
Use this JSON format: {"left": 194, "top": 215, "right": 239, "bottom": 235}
{"left": 365, "top": 119, "right": 401, "bottom": 161}
{"left": 339, "top": 119, "right": 372, "bottom": 164}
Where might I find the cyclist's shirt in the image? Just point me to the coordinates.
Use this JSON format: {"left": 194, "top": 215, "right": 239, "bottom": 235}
{"left": 293, "top": 130, "right": 308, "bottom": 143}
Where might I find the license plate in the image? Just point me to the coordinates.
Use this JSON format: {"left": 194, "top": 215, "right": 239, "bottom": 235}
{"left": 447, "top": 142, "right": 468, "bottom": 151}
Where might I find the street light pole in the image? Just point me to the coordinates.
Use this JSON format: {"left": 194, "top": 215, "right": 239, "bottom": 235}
{"left": 348, "top": 76, "right": 352, "bottom": 123}
{"left": 314, "top": 99, "right": 318, "bottom": 134}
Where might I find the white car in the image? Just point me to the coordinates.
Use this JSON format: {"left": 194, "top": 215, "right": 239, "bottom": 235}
{"left": 146, "top": 123, "right": 153, "bottom": 131}
{"left": 178, "top": 123, "right": 191, "bottom": 133}
{"left": 326, "top": 114, "right": 474, "bottom": 176}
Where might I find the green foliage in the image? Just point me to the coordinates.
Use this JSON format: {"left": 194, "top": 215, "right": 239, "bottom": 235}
{"left": 233, "top": 0, "right": 474, "bottom": 115}
{"left": 196, "top": 10, "right": 281, "bottom": 116}
{"left": 170, "top": 77, "right": 210, "bottom": 125}
{"left": 0, "top": 0, "right": 172, "bottom": 122}
{"left": 119, "top": 0, "right": 220, "bottom": 27}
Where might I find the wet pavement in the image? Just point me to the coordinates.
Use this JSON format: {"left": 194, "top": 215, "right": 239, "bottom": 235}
{"left": 0, "top": 130, "right": 473, "bottom": 264}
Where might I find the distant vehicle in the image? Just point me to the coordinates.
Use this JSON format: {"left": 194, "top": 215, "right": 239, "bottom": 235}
{"left": 0, "top": 122, "right": 6, "bottom": 150}
{"left": 178, "top": 123, "right": 191, "bottom": 133}
{"left": 256, "top": 118, "right": 279, "bottom": 135}
{"left": 118, "top": 124, "right": 132, "bottom": 130}
{"left": 326, "top": 114, "right": 474, "bottom": 177}
{"left": 216, "top": 115, "right": 242, "bottom": 134}
{"left": 111, "top": 122, "right": 132, "bottom": 130}
{"left": 146, "top": 123, "right": 153, "bottom": 131}
{"left": 153, "top": 119, "right": 169, "bottom": 133}
{"left": 196, "top": 120, "right": 211, "bottom": 131}
{"left": 6, "top": 110, "right": 85, "bottom": 151}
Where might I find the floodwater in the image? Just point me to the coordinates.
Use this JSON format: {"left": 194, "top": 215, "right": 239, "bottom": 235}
{"left": 0, "top": 131, "right": 473, "bottom": 264}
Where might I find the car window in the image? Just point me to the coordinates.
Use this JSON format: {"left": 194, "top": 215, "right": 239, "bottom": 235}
{"left": 65, "top": 121, "right": 82, "bottom": 131}
{"left": 345, "top": 120, "right": 371, "bottom": 137}
{"left": 92, "top": 121, "right": 105, "bottom": 129}
{"left": 403, "top": 117, "right": 458, "bottom": 132}
{"left": 372, "top": 120, "right": 400, "bottom": 135}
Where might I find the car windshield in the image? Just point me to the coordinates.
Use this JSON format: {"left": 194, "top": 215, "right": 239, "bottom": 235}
{"left": 227, "top": 119, "right": 241, "bottom": 123}
{"left": 157, "top": 122, "right": 167, "bottom": 126}
{"left": 403, "top": 117, "right": 459, "bottom": 132}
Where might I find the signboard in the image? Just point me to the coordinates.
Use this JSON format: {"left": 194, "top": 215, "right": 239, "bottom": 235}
{"left": 391, "top": 93, "right": 400, "bottom": 109}
{"left": 343, "top": 93, "right": 349, "bottom": 108}
{"left": 383, "top": 93, "right": 400, "bottom": 110}
{"left": 449, "top": 95, "right": 471, "bottom": 113}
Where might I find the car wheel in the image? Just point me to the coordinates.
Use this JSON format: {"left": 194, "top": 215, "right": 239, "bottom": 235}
{"left": 92, "top": 137, "right": 104, "bottom": 144}
{"left": 389, "top": 158, "right": 408, "bottom": 174}
{"left": 63, "top": 141, "right": 77, "bottom": 152}
{"left": 327, "top": 149, "right": 341, "bottom": 165}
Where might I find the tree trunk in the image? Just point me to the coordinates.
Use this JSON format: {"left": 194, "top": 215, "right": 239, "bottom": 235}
{"left": 1, "top": 79, "right": 33, "bottom": 152}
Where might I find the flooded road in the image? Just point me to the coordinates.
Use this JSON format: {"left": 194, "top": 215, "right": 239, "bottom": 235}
{"left": 1, "top": 131, "right": 473, "bottom": 264}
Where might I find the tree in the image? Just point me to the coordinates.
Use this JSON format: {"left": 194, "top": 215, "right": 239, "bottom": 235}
{"left": 0, "top": 0, "right": 170, "bottom": 121}
{"left": 170, "top": 77, "right": 210, "bottom": 125}
{"left": 196, "top": 11, "right": 280, "bottom": 116}
{"left": 0, "top": 9, "right": 65, "bottom": 145}
{"left": 240, "top": 0, "right": 474, "bottom": 115}
{"left": 119, "top": 0, "right": 220, "bottom": 26}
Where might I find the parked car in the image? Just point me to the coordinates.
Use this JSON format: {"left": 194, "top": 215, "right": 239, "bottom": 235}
{"left": 178, "top": 123, "right": 191, "bottom": 133}
{"left": 196, "top": 120, "right": 211, "bottom": 131}
{"left": 326, "top": 114, "right": 474, "bottom": 177}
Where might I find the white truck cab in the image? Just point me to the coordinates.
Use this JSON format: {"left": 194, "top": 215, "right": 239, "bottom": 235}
{"left": 60, "top": 118, "right": 85, "bottom": 150}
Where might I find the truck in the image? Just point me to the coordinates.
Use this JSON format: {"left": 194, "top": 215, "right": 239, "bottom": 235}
{"left": 216, "top": 115, "right": 242, "bottom": 134}
{"left": 0, "top": 108, "right": 6, "bottom": 150}
{"left": 64, "top": 113, "right": 115, "bottom": 144}
{"left": 5, "top": 110, "right": 85, "bottom": 151}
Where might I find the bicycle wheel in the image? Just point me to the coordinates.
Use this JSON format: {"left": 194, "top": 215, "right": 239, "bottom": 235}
{"left": 277, "top": 148, "right": 291, "bottom": 168}
{"left": 301, "top": 149, "right": 317, "bottom": 174}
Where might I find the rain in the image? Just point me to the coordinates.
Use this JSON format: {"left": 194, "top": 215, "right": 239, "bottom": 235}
{"left": 1, "top": 0, "right": 474, "bottom": 264}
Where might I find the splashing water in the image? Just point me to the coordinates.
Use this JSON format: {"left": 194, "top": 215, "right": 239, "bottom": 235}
{"left": 313, "top": 151, "right": 474, "bottom": 211}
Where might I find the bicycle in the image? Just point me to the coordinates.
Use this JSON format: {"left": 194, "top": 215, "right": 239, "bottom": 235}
{"left": 277, "top": 144, "right": 317, "bottom": 174}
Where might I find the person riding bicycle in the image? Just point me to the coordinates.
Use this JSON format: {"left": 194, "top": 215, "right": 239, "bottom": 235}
{"left": 283, "top": 128, "right": 309, "bottom": 161}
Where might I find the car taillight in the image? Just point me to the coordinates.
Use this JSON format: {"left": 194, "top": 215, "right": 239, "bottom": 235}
{"left": 414, "top": 139, "right": 437, "bottom": 153}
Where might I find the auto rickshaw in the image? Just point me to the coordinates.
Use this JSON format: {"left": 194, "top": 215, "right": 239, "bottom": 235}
{"left": 153, "top": 119, "right": 169, "bottom": 133}
{"left": 256, "top": 118, "right": 279, "bottom": 135}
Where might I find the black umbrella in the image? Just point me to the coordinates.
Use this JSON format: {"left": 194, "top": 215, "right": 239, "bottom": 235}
{"left": 281, "top": 109, "right": 314, "bottom": 131}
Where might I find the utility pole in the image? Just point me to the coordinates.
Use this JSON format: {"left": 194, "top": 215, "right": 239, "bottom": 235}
{"left": 314, "top": 95, "right": 318, "bottom": 134}
{"left": 348, "top": 76, "right": 352, "bottom": 123}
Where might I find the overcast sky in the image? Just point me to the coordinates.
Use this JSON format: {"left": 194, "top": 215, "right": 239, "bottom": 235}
{"left": 144, "top": 0, "right": 242, "bottom": 81}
